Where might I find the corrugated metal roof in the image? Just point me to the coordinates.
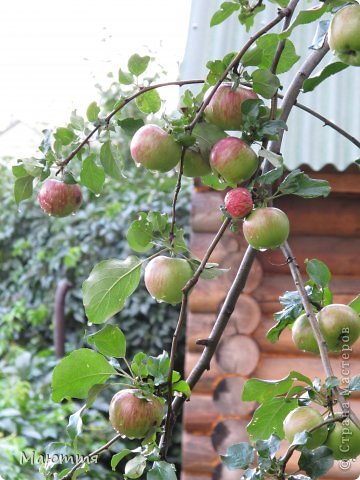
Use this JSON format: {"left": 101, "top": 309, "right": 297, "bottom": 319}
{"left": 180, "top": 0, "right": 360, "bottom": 171}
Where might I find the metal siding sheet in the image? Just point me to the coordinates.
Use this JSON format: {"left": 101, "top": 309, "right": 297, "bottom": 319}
{"left": 180, "top": 0, "right": 359, "bottom": 171}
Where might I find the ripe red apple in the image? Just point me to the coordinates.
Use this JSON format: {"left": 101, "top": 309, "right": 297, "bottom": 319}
{"left": 292, "top": 313, "right": 320, "bottom": 354}
{"left": 109, "top": 389, "right": 164, "bottom": 439}
{"left": 144, "top": 256, "right": 193, "bottom": 305}
{"left": 325, "top": 416, "right": 360, "bottom": 460}
{"left": 328, "top": 4, "right": 360, "bottom": 67}
{"left": 210, "top": 137, "right": 258, "bottom": 184}
{"left": 242, "top": 207, "right": 290, "bottom": 250}
{"left": 204, "top": 84, "right": 258, "bottom": 130}
{"left": 183, "top": 149, "right": 212, "bottom": 177}
{"left": 318, "top": 304, "right": 360, "bottom": 352}
{"left": 224, "top": 187, "right": 253, "bottom": 219}
{"left": 283, "top": 406, "right": 328, "bottom": 449}
{"left": 130, "top": 124, "right": 181, "bottom": 172}
{"left": 38, "top": 179, "right": 83, "bottom": 217}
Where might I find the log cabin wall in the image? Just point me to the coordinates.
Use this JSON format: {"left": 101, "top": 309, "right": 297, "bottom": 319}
{"left": 181, "top": 166, "right": 360, "bottom": 480}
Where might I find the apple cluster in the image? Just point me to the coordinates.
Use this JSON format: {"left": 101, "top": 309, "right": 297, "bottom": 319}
{"left": 283, "top": 406, "right": 360, "bottom": 460}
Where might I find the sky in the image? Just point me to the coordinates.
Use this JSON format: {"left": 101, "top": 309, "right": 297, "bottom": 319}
{"left": 0, "top": 0, "right": 192, "bottom": 160}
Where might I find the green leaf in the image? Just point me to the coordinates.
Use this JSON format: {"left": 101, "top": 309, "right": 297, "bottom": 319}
{"left": 305, "top": 259, "right": 331, "bottom": 288}
{"left": 310, "top": 19, "right": 329, "bottom": 50}
{"left": 54, "top": 127, "right": 76, "bottom": 146}
{"left": 348, "top": 375, "right": 360, "bottom": 392}
{"left": 88, "top": 324, "right": 126, "bottom": 358}
{"left": 220, "top": 443, "right": 254, "bottom": 470}
{"left": 256, "top": 166, "right": 284, "bottom": 186}
{"left": 14, "top": 175, "right": 34, "bottom": 205}
{"left": 247, "top": 397, "right": 297, "bottom": 440}
{"left": 128, "top": 54, "right": 150, "bottom": 76}
{"left": 279, "top": 4, "right": 328, "bottom": 40}
{"left": 201, "top": 172, "right": 235, "bottom": 191}
{"left": 303, "top": 62, "right": 348, "bottom": 93}
{"left": 324, "top": 376, "right": 340, "bottom": 389}
{"left": 111, "top": 449, "right": 132, "bottom": 471}
{"left": 125, "top": 454, "right": 147, "bottom": 479}
{"left": 199, "top": 264, "right": 230, "bottom": 280}
{"left": 70, "top": 110, "right": 85, "bottom": 131}
{"left": 127, "top": 216, "right": 153, "bottom": 253}
{"left": 259, "top": 119, "right": 287, "bottom": 137}
{"left": 118, "top": 68, "right": 134, "bottom": 85}
{"left": 131, "top": 352, "right": 149, "bottom": 378}
{"left": 136, "top": 90, "right": 161, "bottom": 114}
{"left": 257, "top": 35, "right": 300, "bottom": 74}
{"left": 210, "top": 2, "right": 240, "bottom": 27}
{"left": 147, "top": 351, "right": 170, "bottom": 386}
{"left": 258, "top": 149, "right": 284, "bottom": 168}
{"left": 242, "top": 371, "right": 311, "bottom": 403}
{"left": 298, "top": 447, "right": 334, "bottom": 479}
{"left": 118, "top": 118, "right": 145, "bottom": 136}
{"left": 86, "top": 102, "right": 100, "bottom": 122}
{"left": 279, "top": 169, "right": 331, "bottom": 198}
{"left": 252, "top": 69, "right": 280, "bottom": 99}
{"left": 147, "top": 461, "right": 177, "bottom": 480}
{"left": 100, "top": 141, "right": 123, "bottom": 181}
{"left": 80, "top": 154, "right": 105, "bottom": 195}
{"left": 241, "top": 46, "right": 263, "bottom": 67}
{"left": 172, "top": 380, "right": 191, "bottom": 398}
{"left": 52, "top": 348, "right": 116, "bottom": 402}
{"left": 193, "top": 122, "right": 227, "bottom": 160}
{"left": 349, "top": 294, "right": 360, "bottom": 314}
{"left": 255, "top": 434, "right": 281, "bottom": 458}
{"left": 83, "top": 257, "right": 141, "bottom": 324}
{"left": 12, "top": 164, "right": 28, "bottom": 178}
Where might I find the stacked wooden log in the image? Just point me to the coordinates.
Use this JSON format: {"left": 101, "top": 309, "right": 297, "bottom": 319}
{"left": 181, "top": 167, "right": 360, "bottom": 480}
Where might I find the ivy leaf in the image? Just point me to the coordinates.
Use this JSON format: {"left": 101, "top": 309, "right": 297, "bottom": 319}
{"left": 147, "top": 461, "right": 177, "bottom": 480}
{"left": 210, "top": 1, "right": 240, "bottom": 27}
{"left": 298, "top": 447, "right": 334, "bottom": 479}
{"left": 118, "top": 68, "right": 134, "bottom": 85}
{"left": 278, "top": 169, "right": 331, "bottom": 198}
{"left": 136, "top": 90, "right": 161, "bottom": 114}
{"left": 349, "top": 294, "right": 360, "bottom": 314}
{"left": 247, "top": 397, "right": 297, "bottom": 440}
{"left": 51, "top": 348, "right": 116, "bottom": 402}
{"left": 83, "top": 257, "right": 141, "bottom": 324}
{"left": 242, "top": 371, "right": 312, "bottom": 403}
{"left": 14, "top": 175, "right": 34, "bottom": 205}
{"left": 124, "top": 454, "right": 147, "bottom": 479}
{"left": 220, "top": 443, "right": 254, "bottom": 470}
{"left": 80, "top": 154, "right": 105, "bottom": 195}
{"left": 128, "top": 54, "right": 150, "bottom": 76}
{"left": 252, "top": 69, "right": 280, "bottom": 99}
{"left": 111, "top": 449, "right": 132, "bottom": 471}
{"left": 88, "top": 324, "right": 126, "bottom": 358}
{"left": 305, "top": 259, "right": 331, "bottom": 288}
{"left": 100, "top": 141, "right": 124, "bottom": 181}
{"left": 303, "top": 62, "right": 348, "bottom": 93}
{"left": 86, "top": 102, "right": 100, "bottom": 122}
{"left": 54, "top": 127, "right": 76, "bottom": 146}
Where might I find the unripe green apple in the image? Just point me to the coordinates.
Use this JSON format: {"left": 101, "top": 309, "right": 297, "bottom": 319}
{"left": 328, "top": 4, "right": 360, "bottom": 67}
{"left": 318, "top": 304, "right": 360, "bottom": 352}
{"left": 204, "top": 83, "right": 258, "bottom": 130}
{"left": 325, "top": 417, "right": 360, "bottom": 460}
{"left": 210, "top": 137, "right": 258, "bottom": 184}
{"left": 130, "top": 124, "right": 181, "bottom": 172}
{"left": 109, "top": 389, "right": 164, "bottom": 439}
{"left": 242, "top": 207, "right": 290, "bottom": 250}
{"left": 38, "top": 179, "right": 83, "bottom": 217}
{"left": 283, "top": 406, "right": 328, "bottom": 449}
{"left": 292, "top": 313, "right": 320, "bottom": 354}
{"left": 144, "top": 256, "right": 193, "bottom": 305}
{"left": 183, "top": 149, "right": 212, "bottom": 177}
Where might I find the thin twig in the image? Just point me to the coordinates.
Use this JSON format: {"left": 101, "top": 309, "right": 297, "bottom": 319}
{"left": 169, "top": 147, "right": 186, "bottom": 245}
{"left": 61, "top": 433, "right": 122, "bottom": 479}
{"left": 160, "top": 217, "right": 231, "bottom": 456}
{"left": 56, "top": 79, "right": 204, "bottom": 171}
